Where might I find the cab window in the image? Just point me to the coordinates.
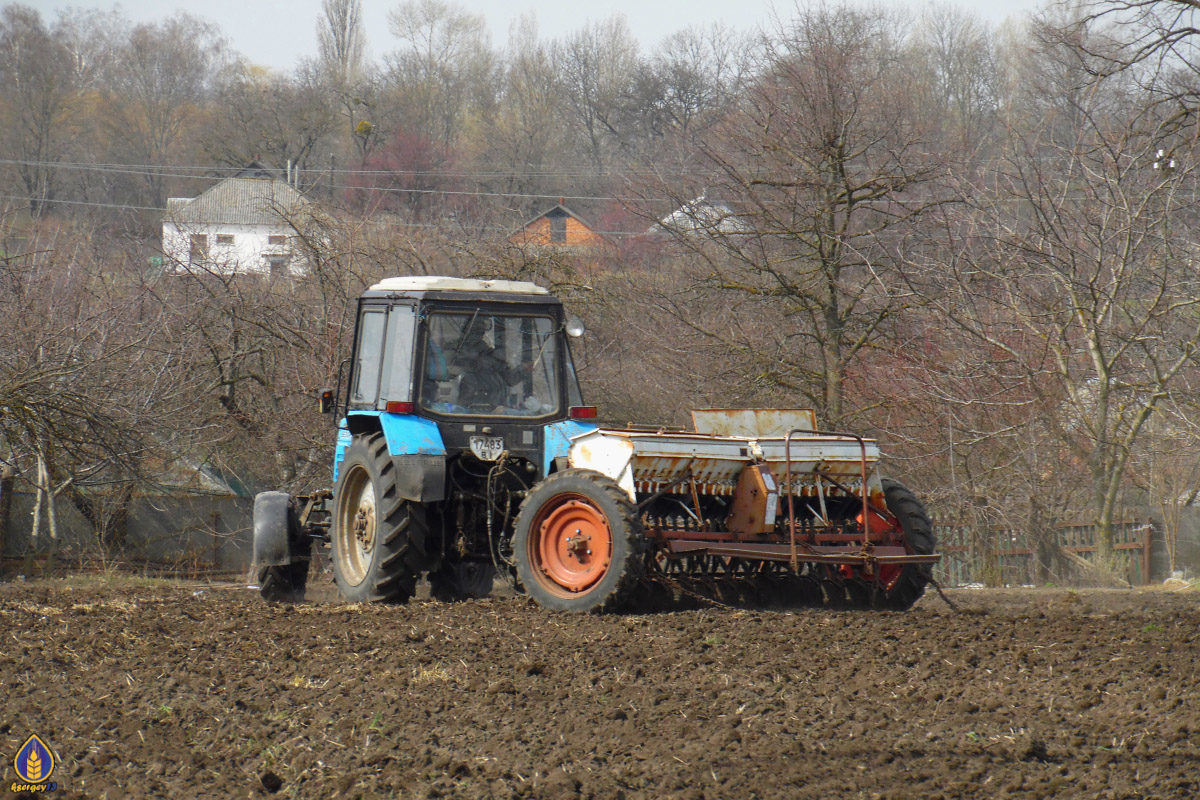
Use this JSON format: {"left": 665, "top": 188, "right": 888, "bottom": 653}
{"left": 351, "top": 304, "right": 418, "bottom": 408}
{"left": 420, "top": 311, "right": 560, "bottom": 417}
{"left": 380, "top": 305, "right": 417, "bottom": 402}
{"left": 351, "top": 309, "right": 386, "bottom": 406}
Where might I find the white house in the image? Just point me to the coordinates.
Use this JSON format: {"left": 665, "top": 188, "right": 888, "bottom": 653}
{"left": 162, "top": 164, "right": 309, "bottom": 275}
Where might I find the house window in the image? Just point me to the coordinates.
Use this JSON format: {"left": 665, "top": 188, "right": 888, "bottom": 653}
{"left": 268, "top": 234, "right": 287, "bottom": 246}
{"left": 267, "top": 255, "right": 290, "bottom": 277}
{"left": 188, "top": 234, "right": 208, "bottom": 264}
{"left": 549, "top": 212, "right": 567, "bottom": 243}
{"left": 216, "top": 234, "right": 234, "bottom": 245}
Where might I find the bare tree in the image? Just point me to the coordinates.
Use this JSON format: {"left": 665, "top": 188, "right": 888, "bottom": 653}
{"left": 479, "top": 16, "right": 570, "bottom": 203}
{"left": 658, "top": 25, "right": 752, "bottom": 138}
{"left": 643, "top": 4, "right": 945, "bottom": 428}
{"left": 1071, "top": 0, "right": 1200, "bottom": 112}
{"left": 880, "top": 263, "right": 1091, "bottom": 583}
{"left": 552, "top": 16, "right": 640, "bottom": 173}
{"left": 317, "top": 0, "right": 366, "bottom": 88}
{"left": 938, "top": 79, "right": 1200, "bottom": 567}
{"left": 344, "top": 126, "right": 457, "bottom": 220}
{"left": 911, "top": 4, "right": 1002, "bottom": 152}
{"left": 385, "top": 0, "right": 496, "bottom": 147}
{"left": 103, "top": 13, "right": 227, "bottom": 207}
{"left": 0, "top": 6, "right": 78, "bottom": 217}
{"left": 0, "top": 216, "right": 202, "bottom": 549}
{"left": 1002, "top": 4, "right": 1139, "bottom": 150}
{"left": 53, "top": 7, "right": 124, "bottom": 89}
{"left": 205, "top": 60, "right": 339, "bottom": 181}
{"left": 1129, "top": 395, "right": 1200, "bottom": 575}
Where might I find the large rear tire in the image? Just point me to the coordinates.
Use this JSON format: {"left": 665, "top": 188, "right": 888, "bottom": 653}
{"left": 875, "top": 478, "right": 936, "bottom": 611}
{"left": 513, "top": 469, "right": 644, "bottom": 613}
{"left": 331, "top": 433, "right": 427, "bottom": 604}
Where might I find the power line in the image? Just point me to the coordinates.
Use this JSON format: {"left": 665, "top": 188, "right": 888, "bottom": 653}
{"left": 0, "top": 159, "right": 685, "bottom": 204}
{"left": 0, "top": 158, "right": 700, "bottom": 181}
{"left": 0, "top": 195, "right": 164, "bottom": 213}
{"left": 0, "top": 194, "right": 661, "bottom": 236}
{"left": 1, "top": 185, "right": 666, "bottom": 208}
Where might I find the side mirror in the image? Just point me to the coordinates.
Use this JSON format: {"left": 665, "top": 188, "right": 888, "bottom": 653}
{"left": 565, "top": 316, "right": 585, "bottom": 338}
{"left": 318, "top": 388, "right": 335, "bottom": 414}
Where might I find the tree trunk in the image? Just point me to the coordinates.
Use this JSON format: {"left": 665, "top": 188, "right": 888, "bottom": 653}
{"left": 0, "top": 466, "right": 14, "bottom": 563}
{"left": 1091, "top": 453, "right": 1116, "bottom": 565}
{"left": 1094, "top": 517, "right": 1116, "bottom": 572}
{"left": 1027, "top": 497, "right": 1062, "bottom": 585}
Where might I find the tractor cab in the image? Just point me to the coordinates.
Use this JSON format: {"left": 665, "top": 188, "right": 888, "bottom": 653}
{"left": 332, "top": 276, "right": 591, "bottom": 482}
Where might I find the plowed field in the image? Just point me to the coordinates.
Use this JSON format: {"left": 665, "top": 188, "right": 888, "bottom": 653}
{"left": 1, "top": 578, "right": 1197, "bottom": 799}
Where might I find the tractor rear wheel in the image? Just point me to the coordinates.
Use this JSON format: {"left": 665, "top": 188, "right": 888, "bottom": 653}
{"left": 874, "top": 478, "right": 936, "bottom": 611}
{"left": 513, "top": 469, "right": 644, "bottom": 613}
{"left": 331, "top": 433, "right": 427, "bottom": 604}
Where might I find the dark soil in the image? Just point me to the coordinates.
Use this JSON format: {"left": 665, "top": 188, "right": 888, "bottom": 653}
{"left": 1, "top": 578, "right": 1198, "bottom": 799}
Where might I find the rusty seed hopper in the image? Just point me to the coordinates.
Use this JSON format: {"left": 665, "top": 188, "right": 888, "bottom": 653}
{"left": 565, "top": 409, "right": 939, "bottom": 607}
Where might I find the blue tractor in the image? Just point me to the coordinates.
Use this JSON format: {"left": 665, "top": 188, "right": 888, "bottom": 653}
{"left": 253, "top": 276, "right": 938, "bottom": 612}
{"left": 252, "top": 276, "right": 630, "bottom": 611}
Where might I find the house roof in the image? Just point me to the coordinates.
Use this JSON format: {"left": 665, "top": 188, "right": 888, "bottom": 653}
{"left": 233, "top": 162, "right": 282, "bottom": 180}
{"left": 651, "top": 196, "right": 753, "bottom": 237}
{"left": 509, "top": 203, "right": 605, "bottom": 240}
{"left": 166, "top": 170, "right": 307, "bottom": 227}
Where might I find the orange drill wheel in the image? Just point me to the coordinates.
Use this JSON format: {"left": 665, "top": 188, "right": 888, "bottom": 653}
{"left": 512, "top": 468, "right": 644, "bottom": 613}
{"left": 534, "top": 496, "right": 614, "bottom": 594}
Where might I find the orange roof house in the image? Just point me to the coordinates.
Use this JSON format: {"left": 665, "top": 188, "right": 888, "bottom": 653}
{"left": 507, "top": 203, "right": 607, "bottom": 248}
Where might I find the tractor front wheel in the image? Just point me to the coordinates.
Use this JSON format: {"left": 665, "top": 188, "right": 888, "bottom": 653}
{"left": 429, "top": 561, "right": 495, "bottom": 602}
{"left": 331, "top": 433, "right": 427, "bottom": 604}
{"left": 512, "top": 469, "right": 644, "bottom": 613}
{"left": 254, "top": 491, "right": 311, "bottom": 603}
{"left": 259, "top": 561, "right": 310, "bottom": 603}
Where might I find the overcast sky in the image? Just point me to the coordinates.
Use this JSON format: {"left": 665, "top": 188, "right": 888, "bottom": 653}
{"left": 33, "top": 0, "right": 1047, "bottom": 71}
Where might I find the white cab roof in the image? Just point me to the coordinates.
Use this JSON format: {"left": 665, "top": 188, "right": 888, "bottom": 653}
{"left": 369, "top": 276, "right": 550, "bottom": 295}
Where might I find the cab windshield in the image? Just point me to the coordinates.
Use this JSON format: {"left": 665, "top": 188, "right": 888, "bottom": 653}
{"left": 420, "top": 311, "right": 561, "bottom": 417}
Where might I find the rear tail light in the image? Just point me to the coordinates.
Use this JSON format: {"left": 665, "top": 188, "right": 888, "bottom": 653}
{"left": 385, "top": 401, "right": 415, "bottom": 414}
{"left": 318, "top": 388, "right": 335, "bottom": 414}
{"left": 569, "top": 406, "right": 597, "bottom": 419}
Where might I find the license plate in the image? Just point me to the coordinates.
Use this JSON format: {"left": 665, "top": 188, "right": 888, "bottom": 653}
{"left": 469, "top": 436, "right": 504, "bottom": 461}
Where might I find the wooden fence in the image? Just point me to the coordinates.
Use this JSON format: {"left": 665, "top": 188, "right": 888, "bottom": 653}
{"left": 934, "top": 519, "right": 1155, "bottom": 587}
